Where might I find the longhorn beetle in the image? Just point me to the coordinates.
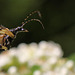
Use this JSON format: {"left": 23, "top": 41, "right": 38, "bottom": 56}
{"left": 0, "top": 10, "right": 44, "bottom": 51}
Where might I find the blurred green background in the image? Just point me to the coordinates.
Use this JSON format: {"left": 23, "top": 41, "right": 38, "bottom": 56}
{"left": 0, "top": 0, "right": 75, "bottom": 57}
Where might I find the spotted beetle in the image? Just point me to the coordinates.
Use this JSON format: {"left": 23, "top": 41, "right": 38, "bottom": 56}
{"left": 0, "top": 10, "right": 44, "bottom": 52}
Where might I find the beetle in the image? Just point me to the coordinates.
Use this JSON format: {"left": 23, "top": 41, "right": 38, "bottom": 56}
{"left": 0, "top": 10, "right": 44, "bottom": 52}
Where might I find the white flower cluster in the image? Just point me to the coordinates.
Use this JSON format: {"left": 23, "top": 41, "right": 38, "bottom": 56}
{"left": 0, "top": 41, "right": 75, "bottom": 75}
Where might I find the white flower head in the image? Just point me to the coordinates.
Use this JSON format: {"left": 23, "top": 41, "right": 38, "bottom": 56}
{"left": 0, "top": 41, "right": 74, "bottom": 75}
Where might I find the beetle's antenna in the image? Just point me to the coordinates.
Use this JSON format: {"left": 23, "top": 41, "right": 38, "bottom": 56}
{"left": 21, "top": 19, "right": 44, "bottom": 29}
{"left": 24, "top": 10, "right": 42, "bottom": 21}
{"left": 20, "top": 11, "right": 44, "bottom": 29}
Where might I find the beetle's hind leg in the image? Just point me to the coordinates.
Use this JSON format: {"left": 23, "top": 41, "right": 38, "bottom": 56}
{"left": 0, "top": 44, "right": 7, "bottom": 53}
{"left": 2, "top": 46, "right": 8, "bottom": 50}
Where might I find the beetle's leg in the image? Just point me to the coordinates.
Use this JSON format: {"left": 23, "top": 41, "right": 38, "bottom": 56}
{"left": 4, "top": 35, "right": 12, "bottom": 47}
{"left": 0, "top": 44, "right": 7, "bottom": 50}
{"left": 2, "top": 46, "right": 7, "bottom": 50}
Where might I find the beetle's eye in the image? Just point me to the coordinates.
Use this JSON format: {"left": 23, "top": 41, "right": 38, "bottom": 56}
{"left": 21, "top": 28, "right": 24, "bottom": 31}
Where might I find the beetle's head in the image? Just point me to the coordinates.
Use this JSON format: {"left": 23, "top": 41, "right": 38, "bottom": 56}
{"left": 16, "top": 26, "right": 28, "bottom": 33}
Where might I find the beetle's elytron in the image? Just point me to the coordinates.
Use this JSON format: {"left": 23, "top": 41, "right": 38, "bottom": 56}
{"left": 0, "top": 10, "right": 44, "bottom": 51}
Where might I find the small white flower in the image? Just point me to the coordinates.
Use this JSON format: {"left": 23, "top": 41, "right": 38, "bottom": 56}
{"left": 17, "top": 43, "right": 28, "bottom": 50}
{"left": 60, "top": 67, "right": 68, "bottom": 75}
{"left": 29, "top": 42, "right": 38, "bottom": 50}
{"left": 47, "top": 56, "right": 58, "bottom": 65}
{"left": 48, "top": 41, "right": 63, "bottom": 57}
{"left": 41, "top": 63, "right": 51, "bottom": 71}
{"left": 42, "top": 71, "right": 54, "bottom": 75}
{"left": 65, "top": 60, "right": 74, "bottom": 69}
{"left": 34, "top": 49, "right": 44, "bottom": 58}
{"left": 28, "top": 59, "right": 36, "bottom": 67}
{"left": 54, "top": 66, "right": 61, "bottom": 73}
{"left": 8, "top": 66, "right": 17, "bottom": 74}
{"left": 0, "top": 55, "right": 11, "bottom": 67}
{"left": 39, "top": 41, "right": 48, "bottom": 50}
{"left": 33, "top": 70, "right": 41, "bottom": 75}
{"left": 8, "top": 48, "right": 17, "bottom": 57}
{"left": 16, "top": 50, "right": 31, "bottom": 63}
{"left": 52, "top": 47, "right": 63, "bottom": 57}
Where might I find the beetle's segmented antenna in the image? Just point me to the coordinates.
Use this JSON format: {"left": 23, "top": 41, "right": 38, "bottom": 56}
{"left": 20, "top": 10, "right": 44, "bottom": 29}
{"left": 24, "top": 10, "right": 42, "bottom": 21}
{"left": 21, "top": 19, "right": 44, "bottom": 29}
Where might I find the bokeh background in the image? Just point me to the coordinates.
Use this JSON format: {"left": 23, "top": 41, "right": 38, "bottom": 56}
{"left": 0, "top": 0, "right": 75, "bottom": 57}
